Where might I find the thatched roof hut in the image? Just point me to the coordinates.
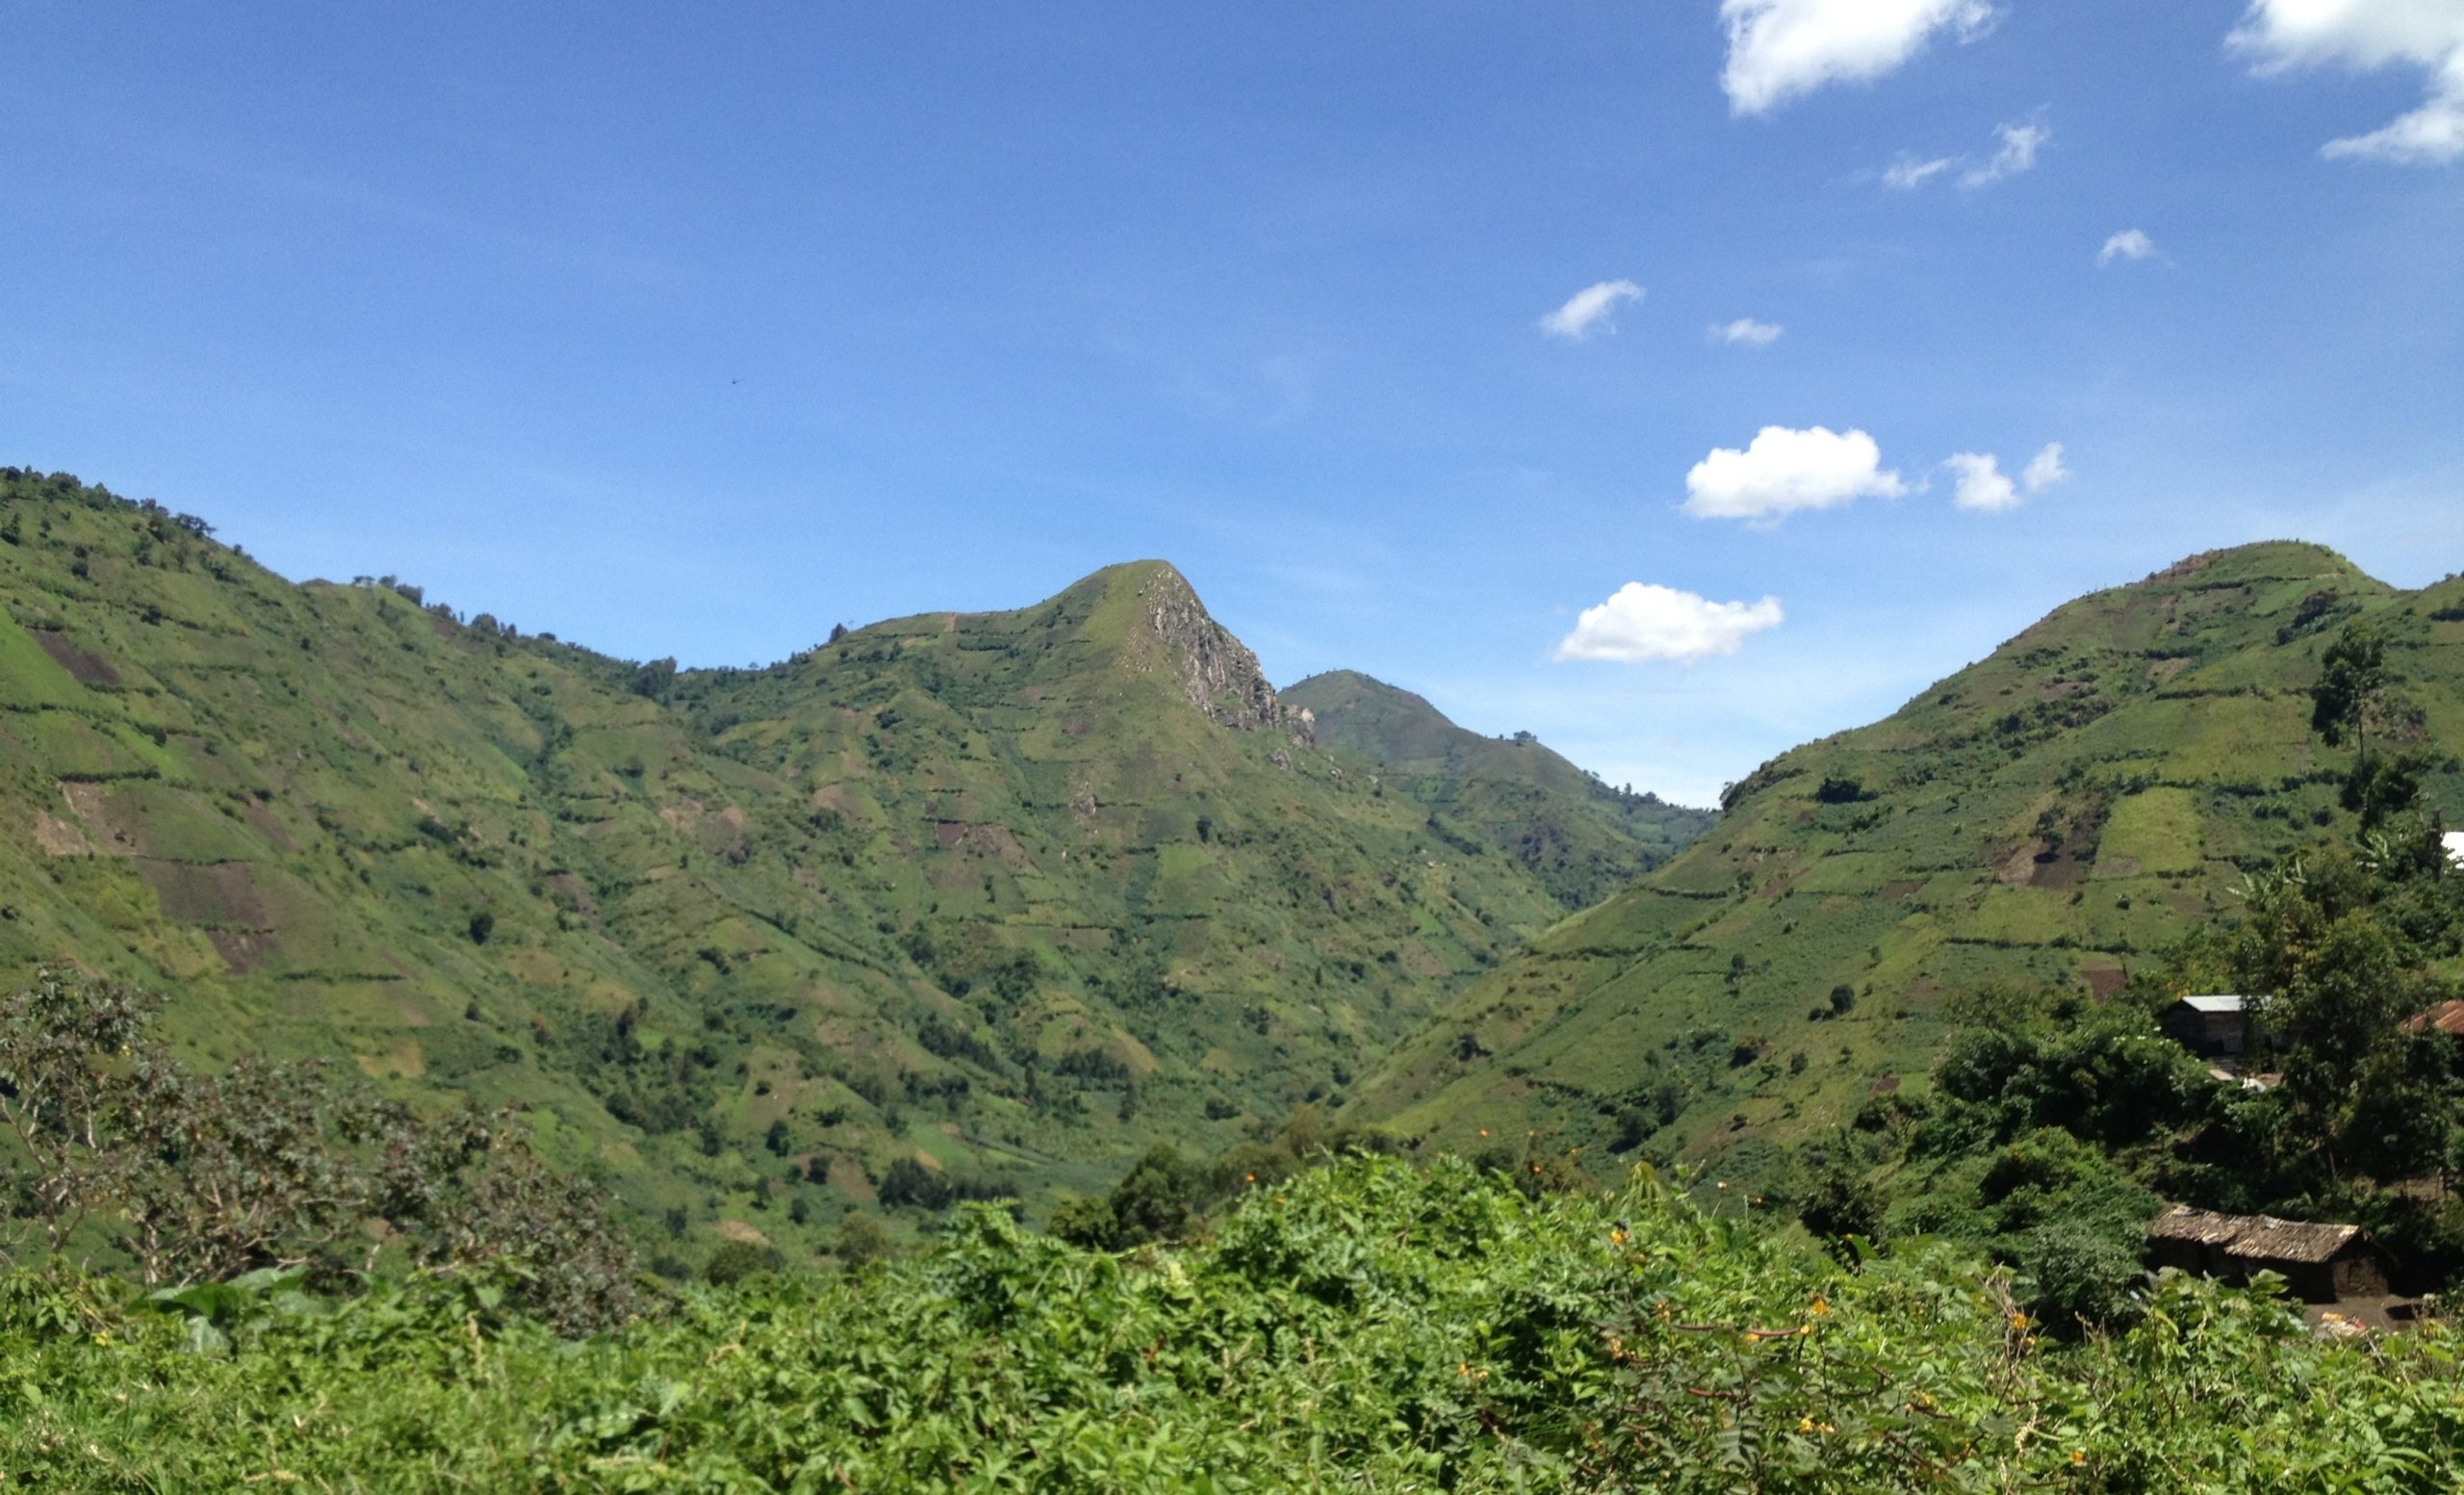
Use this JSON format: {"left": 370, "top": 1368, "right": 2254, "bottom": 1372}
{"left": 2146, "top": 1204, "right": 2391, "bottom": 1302}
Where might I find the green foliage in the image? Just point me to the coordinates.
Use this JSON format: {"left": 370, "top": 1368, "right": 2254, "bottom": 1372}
{"left": 0, "top": 969, "right": 637, "bottom": 1332}
{"left": 8, "top": 1157, "right": 2464, "bottom": 1489}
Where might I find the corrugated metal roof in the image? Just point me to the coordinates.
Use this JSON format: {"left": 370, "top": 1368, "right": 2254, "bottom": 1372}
{"left": 2404, "top": 1000, "right": 2464, "bottom": 1037}
{"left": 2177, "top": 994, "right": 2246, "bottom": 1014}
{"left": 2147, "top": 1204, "right": 2366, "bottom": 1265}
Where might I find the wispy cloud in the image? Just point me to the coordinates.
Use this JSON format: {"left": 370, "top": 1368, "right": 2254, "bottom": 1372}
{"left": 1961, "top": 120, "right": 2048, "bottom": 186}
{"left": 1885, "top": 155, "right": 1958, "bottom": 190}
{"left": 2021, "top": 442, "right": 2069, "bottom": 494}
{"left": 1554, "top": 583, "right": 1784, "bottom": 664}
{"left": 1720, "top": 0, "right": 2000, "bottom": 115}
{"left": 2231, "top": 0, "right": 2464, "bottom": 164}
{"left": 1539, "top": 279, "right": 1644, "bottom": 340}
{"left": 1684, "top": 425, "right": 1909, "bottom": 523}
{"left": 1883, "top": 118, "right": 2048, "bottom": 191}
{"left": 1709, "top": 318, "right": 1784, "bottom": 348}
{"left": 2097, "top": 228, "right": 2160, "bottom": 267}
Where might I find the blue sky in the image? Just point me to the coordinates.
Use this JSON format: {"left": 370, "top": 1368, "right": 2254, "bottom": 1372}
{"left": 7, "top": 1, "right": 2461, "bottom": 804}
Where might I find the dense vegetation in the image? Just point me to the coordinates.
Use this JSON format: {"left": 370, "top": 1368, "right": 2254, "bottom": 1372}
{"left": 1367, "top": 545, "right": 2464, "bottom": 1192}
{"left": 0, "top": 470, "right": 1704, "bottom": 1261}
{"left": 1284, "top": 669, "right": 1715, "bottom": 910}
{"left": 10, "top": 1157, "right": 2464, "bottom": 1491}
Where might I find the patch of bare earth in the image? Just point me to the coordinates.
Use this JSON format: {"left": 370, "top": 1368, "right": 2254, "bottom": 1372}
{"left": 34, "top": 631, "right": 119, "bottom": 685}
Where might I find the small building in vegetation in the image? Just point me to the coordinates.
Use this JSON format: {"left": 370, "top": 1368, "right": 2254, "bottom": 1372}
{"left": 2146, "top": 1204, "right": 2392, "bottom": 1302}
{"left": 2401, "top": 1000, "right": 2464, "bottom": 1039}
{"left": 2159, "top": 994, "right": 2254, "bottom": 1057}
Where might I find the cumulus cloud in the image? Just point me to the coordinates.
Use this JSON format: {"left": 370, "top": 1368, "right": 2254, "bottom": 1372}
{"left": 2021, "top": 442, "right": 2069, "bottom": 493}
{"left": 2230, "top": 0, "right": 2464, "bottom": 163}
{"left": 1683, "top": 425, "right": 1910, "bottom": 523}
{"left": 1961, "top": 120, "right": 2048, "bottom": 186}
{"left": 2098, "top": 228, "right": 2159, "bottom": 266}
{"left": 1884, "top": 154, "right": 1959, "bottom": 190}
{"left": 1944, "top": 451, "right": 2019, "bottom": 512}
{"left": 1947, "top": 443, "right": 2066, "bottom": 512}
{"left": 1710, "top": 318, "right": 1784, "bottom": 347}
{"left": 1539, "top": 279, "right": 1644, "bottom": 340}
{"left": 1721, "top": 0, "right": 2000, "bottom": 115}
{"left": 1554, "top": 583, "right": 1785, "bottom": 664}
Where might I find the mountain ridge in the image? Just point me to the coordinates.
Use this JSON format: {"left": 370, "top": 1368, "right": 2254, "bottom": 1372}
{"left": 0, "top": 469, "right": 1707, "bottom": 1257}
{"left": 1355, "top": 539, "right": 2464, "bottom": 1190}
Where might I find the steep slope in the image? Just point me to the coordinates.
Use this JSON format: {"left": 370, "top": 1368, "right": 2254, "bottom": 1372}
{"left": 1359, "top": 543, "right": 2464, "bottom": 1188}
{"left": 0, "top": 470, "right": 1659, "bottom": 1253}
{"left": 1282, "top": 670, "right": 1713, "bottom": 909}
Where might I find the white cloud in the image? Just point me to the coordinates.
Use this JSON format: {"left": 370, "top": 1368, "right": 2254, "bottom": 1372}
{"left": 1539, "top": 279, "right": 1644, "bottom": 340}
{"left": 1883, "top": 119, "right": 2047, "bottom": 190}
{"left": 1683, "top": 425, "right": 1910, "bottom": 523}
{"left": 2021, "top": 442, "right": 2069, "bottom": 493}
{"left": 1961, "top": 120, "right": 2048, "bottom": 186}
{"left": 2230, "top": 0, "right": 2464, "bottom": 164}
{"left": 1884, "top": 154, "right": 1958, "bottom": 190}
{"left": 1554, "top": 583, "right": 1785, "bottom": 664}
{"left": 2098, "top": 228, "right": 2159, "bottom": 266}
{"left": 1721, "top": 0, "right": 2000, "bottom": 115}
{"left": 1947, "top": 442, "right": 2066, "bottom": 512}
{"left": 1945, "top": 451, "right": 2020, "bottom": 512}
{"left": 1710, "top": 318, "right": 1784, "bottom": 347}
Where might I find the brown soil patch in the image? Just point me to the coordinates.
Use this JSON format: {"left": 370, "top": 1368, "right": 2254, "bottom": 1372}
{"left": 2147, "top": 657, "right": 2191, "bottom": 686}
{"left": 2036, "top": 680, "right": 2089, "bottom": 700}
{"left": 1869, "top": 1074, "right": 1901, "bottom": 1095}
{"left": 546, "top": 870, "right": 603, "bottom": 929}
{"left": 242, "top": 799, "right": 295, "bottom": 853}
{"left": 32, "top": 811, "right": 91, "bottom": 856}
{"left": 61, "top": 782, "right": 139, "bottom": 853}
{"left": 136, "top": 860, "right": 270, "bottom": 926}
{"left": 1880, "top": 879, "right": 1927, "bottom": 900}
{"left": 208, "top": 927, "right": 281, "bottom": 975}
{"left": 714, "top": 1220, "right": 774, "bottom": 1247}
{"left": 34, "top": 631, "right": 118, "bottom": 685}
{"left": 658, "top": 796, "right": 706, "bottom": 833}
{"left": 1998, "top": 840, "right": 2049, "bottom": 886}
{"left": 2085, "top": 967, "right": 2127, "bottom": 997}
{"left": 1757, "top": 866, "right": 1807, "bottom": 898}
{"left": 826, "top": 1157, "right": 877, "bottom": 1202}
{"left": 935, "top": 820, "right": 966, "bottom": 849}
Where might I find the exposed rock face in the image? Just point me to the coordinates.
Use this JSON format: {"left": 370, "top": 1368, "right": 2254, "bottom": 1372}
{"left": 1134, "top": 565, "right": 1288, "bottom": 733}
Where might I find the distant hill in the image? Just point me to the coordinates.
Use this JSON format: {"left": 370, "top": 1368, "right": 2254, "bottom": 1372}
{"left": 0, "top": 469, "right": 1695, "bottom": 1257}
{"left": 1281, "top": 670, "right": 1712, "bottom": 910}
{"left": 1357, "top": 542, "right": 2464, "bottom": 1189}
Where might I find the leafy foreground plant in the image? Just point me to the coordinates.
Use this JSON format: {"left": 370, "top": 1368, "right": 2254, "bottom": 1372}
{"left": 6, "top": 1156, "right": 2462, "bottom": 1491}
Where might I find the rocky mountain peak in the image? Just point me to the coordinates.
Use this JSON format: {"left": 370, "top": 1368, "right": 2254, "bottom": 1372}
{"left": 1119, "top": 562, "right": 1292, "bottom": 735}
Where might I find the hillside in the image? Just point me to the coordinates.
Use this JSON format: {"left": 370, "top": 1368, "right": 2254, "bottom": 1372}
{"left": 1281, "top": 670, "right": 1714, "bottom": 910}
{"left": 1359, "top": 542, "right": 2464, "bottom": 1188}
{"left": 0, "top": 469, "right": 1703, "bottom": 1258}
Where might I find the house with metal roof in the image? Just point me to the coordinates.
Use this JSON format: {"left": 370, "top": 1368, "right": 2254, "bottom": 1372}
{"left": 2146, "top": 1204, "right": 2392, "bottom": 1303}
{"left": 2159, "top": 993, "right": 2256, "bottom": 1056}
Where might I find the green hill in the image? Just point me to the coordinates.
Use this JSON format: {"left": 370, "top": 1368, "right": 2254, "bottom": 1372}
{"left": 0, "top": 469, "right": 1701, "bottom": 1257}
{"left": 1281, "top": 670, "right": 1714, "bottom": 910}
{"left": 1358, "top": 542, "right": 2464, "bottom": 1188}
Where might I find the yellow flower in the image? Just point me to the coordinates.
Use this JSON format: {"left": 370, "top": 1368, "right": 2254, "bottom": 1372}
{"left": 2070, "top": 1451, "right": 2087, "bottom": 1465}
{"left": 2008, "top": 1312, "right": 2031, "bottom": 1330}
{"left": 1610, "top": 1228, "right": 1630, "bottom": 1245}
{"left": 1798, "top": 1417, "right": 1816, "bottom": 1433}
{"left": 1810, "top": 1297, "right": 1830, "bottom": 1317}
